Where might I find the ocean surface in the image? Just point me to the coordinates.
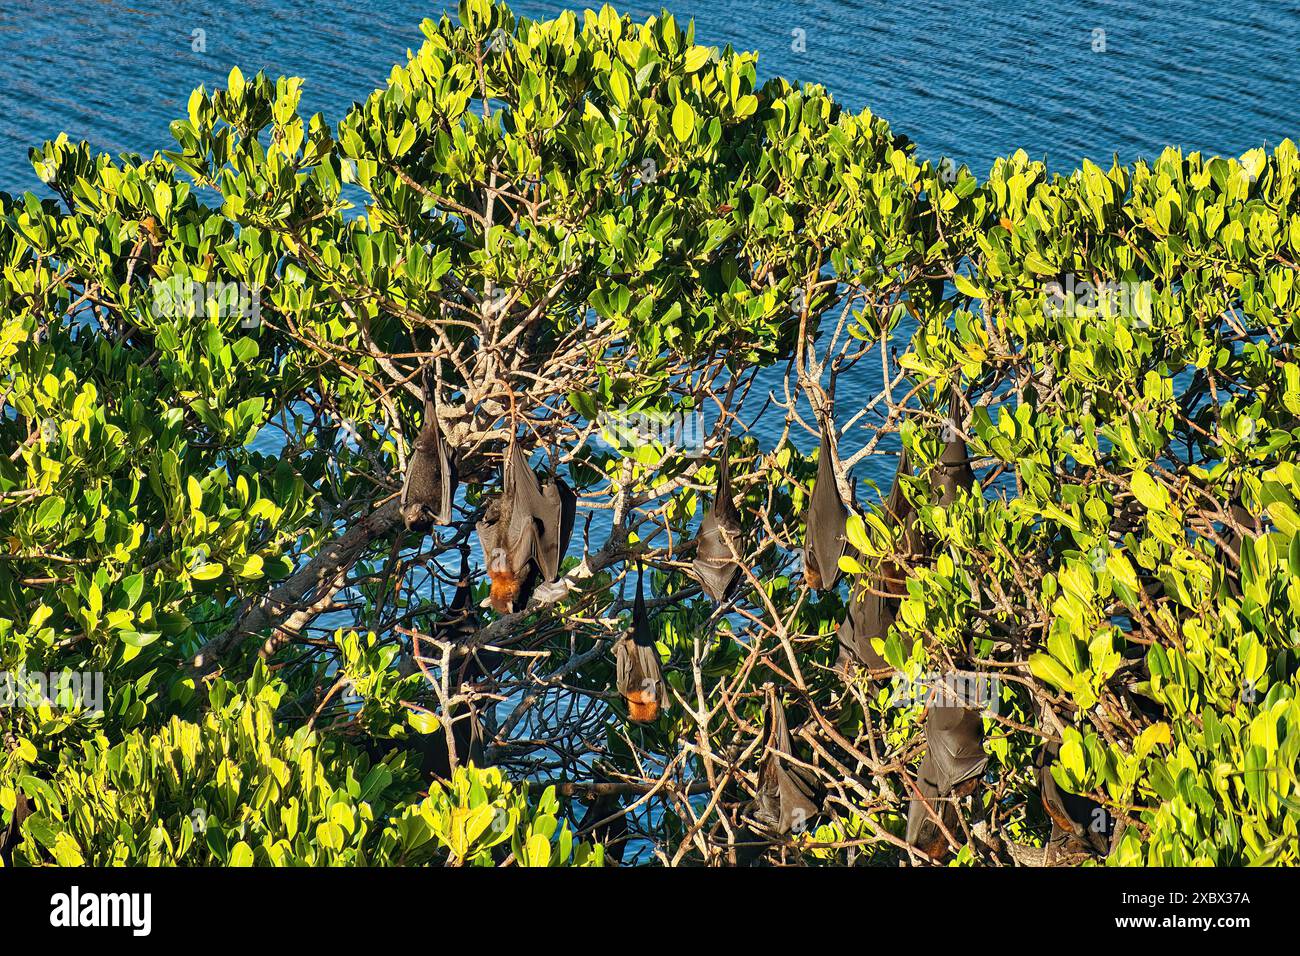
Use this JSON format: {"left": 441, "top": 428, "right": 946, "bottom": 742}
{"left": 3, "top": 1, "right": 1298, "bottom": 193}
{"left": 1, "top": 0, "right": 1297, "bottom": 475}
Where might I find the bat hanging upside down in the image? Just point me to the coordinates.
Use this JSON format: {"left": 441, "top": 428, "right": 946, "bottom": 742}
{"left": 1037, "top": 741, "right": 1114, "bottom": 857}
{"left": 692, "top": 440, "right": 744, "bottom": 602}
{"left": 400, "top": 366, "right": 458, "bottom": 529}
{"left": 906, "top": 699, "right": 989, "bottom": 861}
{"left": 615, "top": 562, "right": 664, "bottom": 723}
{"left": 837, "top": 447, "right": 917, "bottom": 671}
{"left": 803, "top": 421, "right": 850, "bottom": 592}
{"left": 933, "top": 382, "right": 975, "bottom": 507}
{"left": 476, "top": 439, "right": 576, "bottom": 614}
{"left": 752, "top": 684, "right": 820, "bottom": 834}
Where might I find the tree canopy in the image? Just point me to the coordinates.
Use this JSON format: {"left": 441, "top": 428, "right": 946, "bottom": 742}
{"left": 3, "top": 0, "right": 1300, "bottom": 866}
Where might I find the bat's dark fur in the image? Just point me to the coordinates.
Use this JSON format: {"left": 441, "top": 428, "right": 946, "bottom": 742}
{"left": 804, "top": 423, "right": 849, "bottom": 591}
{"left": 933, "top": 383, "right": 974, "bottom": 507}
{"left": 753, "top": 686, "right": 820, "bottom": 834}
{"left": 837, "top": 449, "right": 918, "bottom": 670}
{"left": 615, "top": 563, "right": 664, "bottom": 723}
{"left": 476, "top": 441, "right": 576, "bottom": 614}
{"left": 400, "top": 367, "right": 458, "bottom": 529}
{"left": 693, "top": 442, "right": 744, "bottom": 602}
{"left": 906, "top": 701, "right": 987, "bottom": 859}
{"left": 0, "top": 789, "right": 30, "bottom": 866}
{"left": 1037, "top": 742, "right": 1113, "bottom": 856}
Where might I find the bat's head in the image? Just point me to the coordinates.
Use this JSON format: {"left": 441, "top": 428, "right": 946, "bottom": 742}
{"left": 412, "top": 431, "right": 437, "bottom": 455}
{"left": 400, "top": 501, "right": 426, "bottom": 529}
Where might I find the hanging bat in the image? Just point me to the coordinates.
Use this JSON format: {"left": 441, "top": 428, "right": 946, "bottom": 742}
{"left": 933, "top": 383, "right": 974, "bottom": 507}
{"left": 804, "top": 422, "right": 849, "bottom": 591}
{"left": 906, "top": 701, "right": 988, "bottom": 859}
{"left": 837, "top": 576, "right": 893, "bottom": 670}
{"left": 837, "top": 449, "right": 917, "bottom": 670}
{"left": 400, "top": 367, "right": 458, "bottom": 529}
{"left": 476, "top": 440, "right": 577, "bottom": 614}
{"left": 1222, "top": 501, "right": 1255, "bottom": 553}
{"left": 905, "top": 751, "right": 958, "bottom": 860}
{"left": 753, "top": 685, "right": 820, "bottom": 834}
{"left": 1219, "top": 500, "right": 1256, "bottom": 599}
{"left": 403, "top": 703, "right": 486, "bottom": 779}
{"left": 924, "top": 701, "right": 988, "bottom": 793}
{"left": 436, "top": 547, "right": 477, "bottom": 640}
{"left": 1037, "top": 742, "right": 1112, "bottom": 857}
{"left": 693, "top": 441, "right": 744, "bottom": 602}
{"left": 615, "top": 562, "right": 664, "bottom": 723}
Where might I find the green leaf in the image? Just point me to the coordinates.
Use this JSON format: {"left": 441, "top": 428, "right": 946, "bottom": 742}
{"left": 408, "top": 711, "right": 441, "bottom": 734}
{"left": 1028, "top": 652, "right": 1073, "bottom": 692}
{"left": 1130, "top": 471, "right": 1169, "bottom": 513}
{"left": 683, "top": 46, "right": 712, "bottom": 73}
{"left": 229, "top": 841, "right": 255, "bottom": 866}
{"left": 190, "top": 562, "right": 224, "bottom": 581}
{"left": 952, "top": 273, "right": 986, "bottom": 299}
{"left": 34, "top": 496, "right": 65, "bottom": 529}
{"left": 672, "top": 98, "right": 696, "bottom": 142}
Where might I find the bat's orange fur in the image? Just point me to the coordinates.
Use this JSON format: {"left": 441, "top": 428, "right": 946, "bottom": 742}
{"left": 1042, "top": 794, "right": 1077, "bottom": 834}
{"left": 805, "top": 564, "right": 823, "bottom": 591}
{"left": 488, "top": 549, "right": 520, "bottom": 613}
{"left": 625, "top": 689, "right": 660, "bottom": 723}
{"left": 919, "top": 834, "right": 948, "bottom": 860}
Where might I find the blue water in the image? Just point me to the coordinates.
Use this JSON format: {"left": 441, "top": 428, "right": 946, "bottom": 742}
{"left": 2, "top": 0, "right": 1296, "bottom": 518}
{"left": 3, "top": 0, "right": 1297, "bottom": 195}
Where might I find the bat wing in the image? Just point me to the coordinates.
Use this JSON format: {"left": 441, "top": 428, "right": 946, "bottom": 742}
{"left": 839, "top": 448, "right": 921, "bottom": 669}
{"left": 399, "top": 423, "right": 442, "bottom": 528}
{"left": 905, "top": 752, "right": 957, "bottom": 856}
{"left": 756, "top": 761, "right": 820, "bottom": 834}
{"left": 401, "top": 380, "right": 457, "bottom": 527}
{"left": 578, "top": 789, "right": 629, "bottom": 865}
{"left": 434, "top": 549, "right": 479, "bottom": 644}
{"left": 925, "top": 705, "right": 988, "bottom": 794}
{"left": 412, "top": 705, "right": 486, "bottom": 780}
{"left": 836, "top": 578, "right": 891, "bottom": 669}
{"left": 475, "top": 495, "right": 514, "bottom": 565}
{"left": 616, "top": 566, "right": 664, "bottom": 721}
{"left": 426, "top": 379, "right": 457, "bottom": 526}
{"left": 633, "top": 563, "right": 653, "bottom": 646}
{"left": 615, "top": 638, "right": 663, "bottom": 717}
{"left": 476, "top": 451, "right": 543, "bottom": 613}
{"left": 693, "top": 444, "right": 743, "bottom": 602}
{"left": 535, "top": 477, "right": 576, "bottom": 583}
{"left": 0, "top": 789, "right": 30, "bottom": 865}
{"left": 503, "top": 441, "right": 577, "bottom": 585}
{"left": 615, "top": 637, "right": 662, "bottom": 694}
{"left": 883, "top": 447, "right": 921, "bottom": 563}
{"left": 502, "top": 442, "right": 547, "bottom": 578}
{"left": 804, "top": 424, "right": 849, "bottom": 591}
{"left": 694, "top": 513, "right": 741, "bottom": 602}
{"left": 934, "top": 385, "right": 974, "bottom": 506}
{"left": 754, "top": 688, "right": 820, "bottom": 833}
{"left": 437, "top": 434, "right": 458, "bottom": 526}
{"left": 449, "top": 549, "right": 473, "bottom": 615}
{"left": 1037, "top": 743, "right": 1111, "bottom": 854}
